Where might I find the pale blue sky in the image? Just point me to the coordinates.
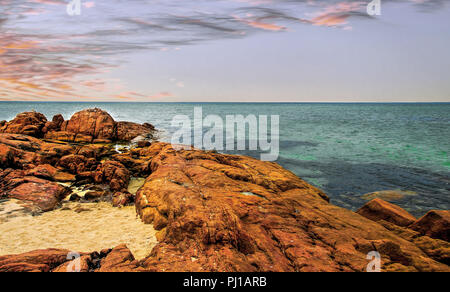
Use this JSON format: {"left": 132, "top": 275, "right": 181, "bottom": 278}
{"left": 1, "top": 0, "right": 449, "bottom": 102}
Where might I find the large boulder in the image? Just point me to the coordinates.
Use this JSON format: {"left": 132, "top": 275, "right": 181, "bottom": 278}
{"left": 410, "top": 210, "right": 450, "bottom": 242}
{"left": 60, "top": 108, "right": 116, "bottom": 142}
{"left": 0, "top": 174, "right": 71, "bottom": 212}
{"left": 116, "top": 121, "right": 154, "bottom": 142}
{"left": 135, "top": 142, "right": 448, "bottom": 272}
{"left": 93, "top": 161, "right": 130, "bottom": 192}
{"left": 356, "top": 198, "right": 417, "bottom": 227}
{"left": 0, "top": 112, "right": 47, "bottom": 138}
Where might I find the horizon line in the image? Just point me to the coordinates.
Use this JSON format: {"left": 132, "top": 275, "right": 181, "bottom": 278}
{"left": 1, "top": 101, "right": 449, "bottom": 104}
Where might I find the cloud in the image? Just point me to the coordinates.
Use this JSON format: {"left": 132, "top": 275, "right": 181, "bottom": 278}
{"left": 149, "top": 92, "right": 173, "bottom": 99}
{"left": 309, "top": 2, "right": 373, "bottom": 27}
{"left": 83, "top": 2, "right": 95, "bottom": 9}
{"left": 0, "top": 0, "right": 447, "bottom": 101}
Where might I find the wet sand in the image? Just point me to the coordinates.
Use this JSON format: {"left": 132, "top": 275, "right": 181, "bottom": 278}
{"left": 0, "top": 201, "right": 157, "bottom": 260}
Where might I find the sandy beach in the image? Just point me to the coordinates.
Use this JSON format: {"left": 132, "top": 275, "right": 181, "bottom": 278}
{"left": 0, "top": 200, "right": 157, "bottom": 260}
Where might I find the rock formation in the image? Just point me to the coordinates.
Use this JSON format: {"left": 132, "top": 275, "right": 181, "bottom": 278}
{"left": 1, "top": 108, "right": 155, "bottom": 144}
{"left": 410, "top": 210, "right": 449, "bottom": 242}
{"left": 0, "top": 109, "right": 448, "bottom": 272}
{"left": 356, "top": 198, "right": 417, "bottom": 227}
{"left": 0, "top": 245, "right": 141, "bottom": 272}
{"left": 0, "top": 112, "right": 47, "bottom": 138}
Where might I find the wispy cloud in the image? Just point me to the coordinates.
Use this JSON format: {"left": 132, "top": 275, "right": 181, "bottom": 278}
{"left": 0, "top": 0, "right": 446, "bottom": 101}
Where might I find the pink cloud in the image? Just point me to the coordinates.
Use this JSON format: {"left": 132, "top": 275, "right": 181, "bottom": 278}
{"left": 83, "top": 2, "right": 95, "bottom": 9}
{"left": 310, "top": 1, "right": 365, "bottom": 27}
{"left": 234, "top": 16, "right": 286, "bottom": 32}
{"left": 149, "top": 92, "right": 173, "bottom": 99}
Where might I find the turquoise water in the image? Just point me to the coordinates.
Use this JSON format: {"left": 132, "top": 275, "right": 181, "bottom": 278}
{"left": 0, "top": 102, "right": 449, "bottom": 216}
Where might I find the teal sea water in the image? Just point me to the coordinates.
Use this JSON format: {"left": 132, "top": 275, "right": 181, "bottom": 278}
{"left": 0, "top": 102, "right": 449, "bottom": 216}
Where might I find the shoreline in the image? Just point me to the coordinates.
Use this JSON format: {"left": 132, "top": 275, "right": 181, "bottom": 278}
{"left": 0, "top": 108, "right": 449, "bottom": 272}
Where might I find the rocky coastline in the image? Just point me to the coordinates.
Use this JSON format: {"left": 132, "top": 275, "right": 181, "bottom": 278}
{"left": 0, "top": 109, "right": 448, "bottom": 272}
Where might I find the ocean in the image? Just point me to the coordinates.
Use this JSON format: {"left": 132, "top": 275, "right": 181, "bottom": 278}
{"left": 1, "top": 102, "right": 449, "bottom": 217}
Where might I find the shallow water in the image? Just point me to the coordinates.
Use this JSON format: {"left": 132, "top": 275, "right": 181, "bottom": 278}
{"left": 0, "top": 102, "right": 449, "bottom": 216}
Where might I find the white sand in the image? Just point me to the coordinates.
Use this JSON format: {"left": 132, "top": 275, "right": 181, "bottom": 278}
{"left": 0, "top": 201, "right": 157, "bottom": 260}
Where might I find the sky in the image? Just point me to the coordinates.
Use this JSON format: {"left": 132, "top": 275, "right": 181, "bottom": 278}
{"left": 0, "top": 0, "right": 449, "bottom": 102}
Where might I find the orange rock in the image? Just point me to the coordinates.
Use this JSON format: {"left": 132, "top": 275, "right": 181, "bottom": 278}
{"left": 42, "top": 114, "right": 64, "bottom": 134}
{"left": 61, "top": 108, "right": 116, "bottom": 141}
{"left": 356, "top": 198, "right": 417, "bottom": 227}
{"left": 0, "top": 144, "right": 18, "bottom": 168}
{"left": 52, "top": 255, "right": 91, "bottom": 272}
{"left": 57, "top": 154, "right": 97, "bottom": 174}
{"left": 111, "top": 153, "right": 152, "bottom": 176}
{"left": 135, "top": 143, "right": 448, "bottom": 272}
{"left": 1, "top": 109, "right": 154, "bottom": 143}
{"left": 0, "top": 112, "right": 47, "bottom": 138}
{"left": 94, "top": 161, "right": 130, "bottom": 192}
{"left": 26, "top": 164, "right": 75, "bottom": 182}
{"left": 0, "top": 175, "right": 71, "bottom": 211}
{"left": 74, "top": 134, "right": 94, "bottom": 144}
{"left": 116, "top": 121, "right": 154, "bottom": 142}
{"left": 0, "top": 246, "right": 142, "bottom": 272}
{"left": 44, "top": 131, "right": 76, "bottom": 142}
{"left": 0, "top": 249, "right": 71, "bottom": 272}
{"left": 96, "top": 244, "right": 141, "bottom": 272}
{"left": 0, "top": 133, "right": 75, "bottom": 168}
{"left": 378, "top": 220, "right": 450, "bottom": 265}
{"left": 1, "top": 109, "right": 449, "bottom": 272}
{"left": 410, "top": 210, "right": 450, "bottom": 242}
{"left": 76, "top": 144, "right": 114, "bottom": 159}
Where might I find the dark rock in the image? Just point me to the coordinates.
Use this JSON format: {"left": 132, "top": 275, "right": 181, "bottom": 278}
{"left": 69, "top": 194, "right": 82, "bottom": 202}
{"left": 137, "top": 140, "right": 151, "bottom": 148}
